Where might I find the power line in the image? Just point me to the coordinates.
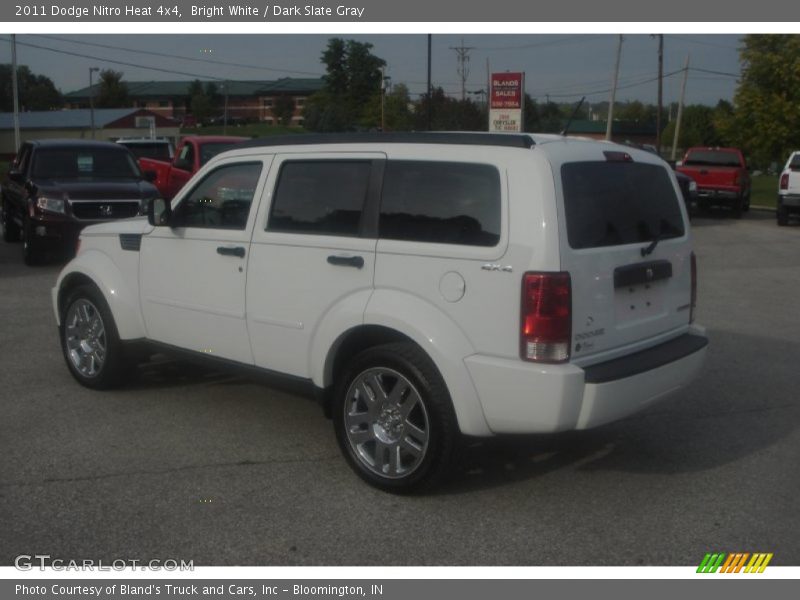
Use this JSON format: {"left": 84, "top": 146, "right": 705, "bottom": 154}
{"left": 31, "top": 34, "right": 324, "bottom": 78}
{"left": 3, "top": 37, "right": 228, "bottom": 81}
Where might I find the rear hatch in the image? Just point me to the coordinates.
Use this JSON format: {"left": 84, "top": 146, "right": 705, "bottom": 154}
{"left": 553, "top": 145, "right": 693, "bottom": 365}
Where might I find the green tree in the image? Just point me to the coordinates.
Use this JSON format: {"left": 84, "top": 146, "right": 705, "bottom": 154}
{"left": 95, "top": 69, "right": 129, "bottom": 108}
{"left": 662, "top": 104, "right": 728, "bottom": 149}
{"left": 303, "top": 38, "right": 387, "bottom": 131}
{"left": 0, "top": 64, "right": 62, "bottom": 111}
{"left": 272, "top": 94, "right": 296, "bottom": 126}
{"left": 413, "top": 87, "right": 484, "bottom": 131}
{"left": 726, "top": 34, "right": 800, "bottom": 168}
{"left": 188, "top": 79, "right": 213, "bottom": 124}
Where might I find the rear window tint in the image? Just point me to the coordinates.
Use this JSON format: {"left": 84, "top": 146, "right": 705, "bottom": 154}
{"left": 561, "top": 161, "right": 685, "bottom": 250}
{"left": 379, "top": 161, "right": 500, "bottom": 247}
{"left": 683, "top": 150, "right": 741, "bottom": 167}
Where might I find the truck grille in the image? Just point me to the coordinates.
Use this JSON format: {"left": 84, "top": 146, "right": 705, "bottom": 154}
{"left": 71, "top": 201, "right": 141, "bottom": 220}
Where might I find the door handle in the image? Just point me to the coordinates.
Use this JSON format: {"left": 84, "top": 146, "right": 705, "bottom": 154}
{"left": 217, "top": 246, "right": 245, "bottom": 258}
{"left": 327, "top": 255, "right": 364, "bottom": 269}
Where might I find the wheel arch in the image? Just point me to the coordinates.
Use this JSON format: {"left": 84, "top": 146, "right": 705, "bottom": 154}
{"left": 54, "top": 250, "right": 145, "bottom": 340}
{"left": 315, "top": 291, "right": 492, "bottom": 437}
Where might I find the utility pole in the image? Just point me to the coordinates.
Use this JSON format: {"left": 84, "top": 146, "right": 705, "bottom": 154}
{"left": 450, "top": 38, "right": 474, "bottom": 101}
{"left": 671, "top": 54, "right": 690, "bottom": 161}
{"left": 427, "top": 34, "right": 432, "bottom": 131}
{"left": 223, "top": 81, "right": 229, "bottom": 135}
{"left": 89, "top": 67, "right": 99, "bottom": 139}
{"left": 655, "top": 34, "right": 664, "bottom": 155}
{"left": 11, "top": 35, "right": 20, "bottom": 151}
{"left": 606, "top": 35, "right": 623, "bottom": 141}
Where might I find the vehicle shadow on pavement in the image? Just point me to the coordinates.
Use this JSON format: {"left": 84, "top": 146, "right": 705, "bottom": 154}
{"left": 434, "top": 328, "right": 799, "bottom": 495}
{"left": 690, "top": 209, "right": 774, "bottom": 227}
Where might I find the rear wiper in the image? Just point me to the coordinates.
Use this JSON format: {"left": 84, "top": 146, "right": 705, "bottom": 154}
{"left": 641, "top": 232, "right": 663, "bottom": 257}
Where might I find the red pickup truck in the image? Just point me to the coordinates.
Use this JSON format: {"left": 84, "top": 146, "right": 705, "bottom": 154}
{"left": 676, "top": 147, "right": 750, "bottom": 217}
{"left": 140, "top": 135, "right": 248, "bottom": 200}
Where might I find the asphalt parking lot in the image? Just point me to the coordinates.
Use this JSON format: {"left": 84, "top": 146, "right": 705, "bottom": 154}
{"left": 1, "top": 209, "right": 798, "bottom": 566}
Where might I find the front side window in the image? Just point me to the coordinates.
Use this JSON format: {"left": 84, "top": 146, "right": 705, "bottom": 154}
{"left": 379, "top": 161, "right": 501, "bottom": 247}
{"left": 171, "top": 162, "right": 261, "bottom": 230}
{"left": 267, "top": 161, "right": 372, "bottom": 236}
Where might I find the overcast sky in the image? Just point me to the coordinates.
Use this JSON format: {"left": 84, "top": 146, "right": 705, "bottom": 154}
{"left": 3, "top": 34, "right": 742, "bottom": 106}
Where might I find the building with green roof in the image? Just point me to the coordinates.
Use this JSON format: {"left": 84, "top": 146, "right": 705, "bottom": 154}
{"left": 64, "top": 78, "right": 325, "bottom": 126}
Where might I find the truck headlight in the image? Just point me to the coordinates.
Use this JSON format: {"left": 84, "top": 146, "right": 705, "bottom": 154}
{"left": 36, "top": 196, "right": 66, "bottom": 214}
{"left": 689, "top": 180, "right": 698, "bottom": 193}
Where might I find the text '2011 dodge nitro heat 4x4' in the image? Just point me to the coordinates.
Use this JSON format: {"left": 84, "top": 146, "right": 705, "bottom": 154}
{"left": 52, "top": 133, "right": 708, "bottom": 492}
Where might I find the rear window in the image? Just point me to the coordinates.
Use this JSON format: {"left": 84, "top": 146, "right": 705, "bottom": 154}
{"left": 683, "top": 150, "right": 741, "bottom": 167}
{"left": 561, "top": 161, "right": 685, "bottom": 250}
{"left": 789, "top": 154, "right": 800, "bottom": 170}
{"left": 379, "top": 161, "right": 501, "bottom": 247}
{"left": 119, "top": 142, "right": 172, "bottom": 160}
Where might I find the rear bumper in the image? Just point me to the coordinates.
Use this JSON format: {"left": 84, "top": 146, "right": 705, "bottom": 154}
{"left": 697, "top": 188, "right": 740, "bottom": 201}
{"left": 465, "top": 328, "right": 708, "bottom": 434}
{"left": 778, "top": 194, "right": 800, "bottom": 208}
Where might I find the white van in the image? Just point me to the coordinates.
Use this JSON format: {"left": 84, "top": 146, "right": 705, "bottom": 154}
{"left": 52, "top": 132, "right": 707, "bottom": 491}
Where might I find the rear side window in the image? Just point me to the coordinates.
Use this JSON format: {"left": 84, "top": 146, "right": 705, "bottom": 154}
{"left": 268, "top": 161, "right": 371, "bottom": 236}
{"left": 789, "top": 154, "right": 800, "bottom": 170}
{"left": 561, "top": 162, "right": 685, "bottom": 250}
{"left": 379, "top": 161, "right": 501, "bottom": 247}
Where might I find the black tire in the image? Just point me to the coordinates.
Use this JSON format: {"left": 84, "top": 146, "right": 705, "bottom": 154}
{"left": 777, "top": 205, "right": 789, "bottom": 226}
{"left": 59, "top": 284, "right": 129, "bottom": 390}
{"left": 1, "top": 197, "right": 20, "bottom": 242}
{"left": 333, "top": 342, "right": 459, "bottom": 493}
{"left": 698, "top": 199, "right": 711, "bottom": 214}
{"left": 731, "top": 196, "right": 743, "bottom": 219}
{"left": 21, "top": 216, "right": 41, "bottom": 265}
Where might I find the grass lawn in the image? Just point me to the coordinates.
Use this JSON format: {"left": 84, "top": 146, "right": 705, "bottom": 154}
{"left": 750, "top": 174, "right": 778, "bottom": 209}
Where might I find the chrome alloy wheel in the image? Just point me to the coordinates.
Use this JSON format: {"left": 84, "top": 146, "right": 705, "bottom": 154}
{"left": 343, "top": 367, "right": 430, "bottom": 479}
{"left": 64, "top": 299, "right": 107, "bottom": 378}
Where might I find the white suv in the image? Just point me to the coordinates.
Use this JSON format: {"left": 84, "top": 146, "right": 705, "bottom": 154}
{"left": 52, "top": 133, "right": 707, "bottom": 492}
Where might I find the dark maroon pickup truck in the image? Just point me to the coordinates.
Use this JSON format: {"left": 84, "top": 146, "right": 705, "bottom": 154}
{"left": 676, "top": 147, "right": 750, "bottom": 217}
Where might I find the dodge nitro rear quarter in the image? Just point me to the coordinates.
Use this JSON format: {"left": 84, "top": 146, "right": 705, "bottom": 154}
{"left": 52, "top": 133, "right": 708, "bottom": 492}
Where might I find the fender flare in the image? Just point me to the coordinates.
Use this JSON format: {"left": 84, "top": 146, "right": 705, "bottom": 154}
{"left": 54, "top": 250, "right": 145, "bottom": 340}
{"left": 358, "top": 289, "right": 491, "bottom": 437}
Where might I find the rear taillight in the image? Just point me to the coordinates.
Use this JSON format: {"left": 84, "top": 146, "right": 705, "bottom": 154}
{"left": 690, "top": 252, "right": 697, "bottom": 324}
{"left": 520, "top": 272, "right": 571, "bottom": 363}
{"left": 780, "top": 173, "right": 790, "bottom": 190}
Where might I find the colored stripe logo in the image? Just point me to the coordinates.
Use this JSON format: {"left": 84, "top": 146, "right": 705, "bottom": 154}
{"left": 697, "top": 552, "right": 773, "bottom": 573}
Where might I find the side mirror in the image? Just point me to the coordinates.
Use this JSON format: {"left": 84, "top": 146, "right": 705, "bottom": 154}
{"left": 173, "top": 158, "right": 191, "bottom": 172}
{"left": 147, "top": 197, "right": 172, "bottom": 227}
{"left": 8, "top": 169, "right": 24, "bottom": 183}
{"left": 143, "top": 169, "right": 158, "bottom": 183}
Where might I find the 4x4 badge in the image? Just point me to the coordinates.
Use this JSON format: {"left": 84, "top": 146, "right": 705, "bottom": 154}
{"left": 481, "top": 264, "right": 513, "bottom": 272}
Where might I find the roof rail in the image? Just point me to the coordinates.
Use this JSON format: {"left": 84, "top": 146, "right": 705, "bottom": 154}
{"left": 238, "top": 132, "right": 535, "bottom": 150}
